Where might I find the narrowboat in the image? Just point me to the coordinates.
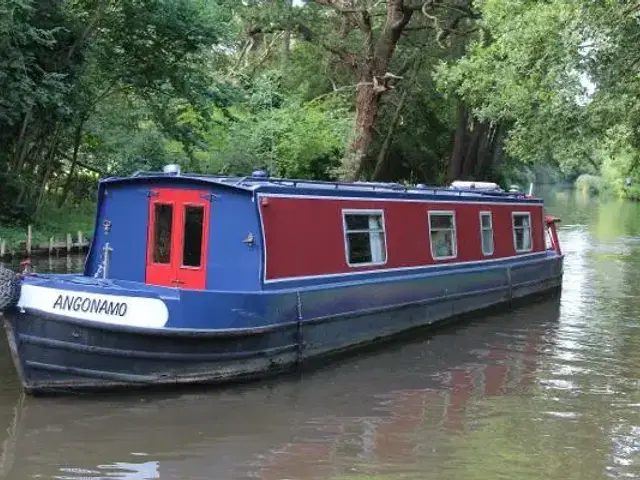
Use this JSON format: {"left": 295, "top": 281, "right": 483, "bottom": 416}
{"left": 0, "top": 166, "right": 564, "bottom": 395}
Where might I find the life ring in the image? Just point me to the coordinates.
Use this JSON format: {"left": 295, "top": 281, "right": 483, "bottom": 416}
{"left": 0, "top": 265, "right": 20, "bottom": 311}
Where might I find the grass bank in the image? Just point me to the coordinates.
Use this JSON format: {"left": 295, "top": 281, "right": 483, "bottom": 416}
{"left": 0, "top": 202, "right": 96, "bottom": 254}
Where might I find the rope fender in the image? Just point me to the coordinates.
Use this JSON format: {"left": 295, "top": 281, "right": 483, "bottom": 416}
{"left": 0, "top": 266, "right": 20, "bottom": 311}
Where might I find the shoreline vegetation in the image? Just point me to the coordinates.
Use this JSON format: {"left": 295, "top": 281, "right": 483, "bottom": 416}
{"left": 0, "top": 161, "right": 629, "bottom": 259}
{"left": 0, "top": 159, "right": 630, "bottom": 258}
{"left": 2, "top": 1, "right": 640, "bottom": 239}
{"left": 0, "top": 202, "right": 94, "bottom": 258}
{"left": 575, "top": 174, "right": 640, "bottom": 201}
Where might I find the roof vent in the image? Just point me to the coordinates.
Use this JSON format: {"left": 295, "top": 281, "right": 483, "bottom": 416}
{"left": 163, "top": 164, "right": 181, "bottom": 175}
{"left": 251, "top": 169, "right": 269, "bottom": 178}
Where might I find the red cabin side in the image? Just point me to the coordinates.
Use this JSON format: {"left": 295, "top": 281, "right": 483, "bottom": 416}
{"left": 259, "top": 196, "right": 545, "bottom": 282}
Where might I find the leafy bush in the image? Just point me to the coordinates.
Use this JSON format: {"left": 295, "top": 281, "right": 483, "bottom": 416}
{"left": 208, "top": 97, "right": 351, "bottom": 180}
{"left": 575, "top": 174, "right": 605, "bottom": 196}
{"left": 600, "top": 150, "right": 640, "bottom": 200}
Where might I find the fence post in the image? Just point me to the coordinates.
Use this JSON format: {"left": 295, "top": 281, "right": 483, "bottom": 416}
{"left": 0, "top": 239, "right": 5, "bottom": 258}
{"left": 66, "top": 233, "right": 72, "bottom": 253}
{"left": 49, "top": 237, "right": 54, "bottom": 254}
{"left": 26, "top": 225, "right": 32, "bottom": 255}
{"left": 78, "top": 231, "right": 84, "bottom": 246}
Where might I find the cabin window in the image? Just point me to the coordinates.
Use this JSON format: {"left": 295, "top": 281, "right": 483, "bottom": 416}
{"left": 152, "top": 203, "right": 173, "bottom": 264}
{"left": 480, "top": 211, "right": 494, "bottom": 256}
{"left": 343, "top": 211, "right": 387, "bottom": 266}
{"left": 182, "top": 205, "right": 205, "bottom": 267}
{"left": 512, "top": 212, "right": 533, "bottom": 252}
{"left": 429, "top": 211, "right": 457, "bottom": 260}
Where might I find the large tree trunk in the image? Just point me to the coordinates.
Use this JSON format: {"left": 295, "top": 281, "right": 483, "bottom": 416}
{"left": 340, "top": 0, "right": 413, "bottom": 181}
{"left": 448, "top": 102, "right": 469, "bottom": 181}
{"left": 312, "top": 0, "right": 472, "bottom": 180}
{"left": 346, "top": 78, "right": 380, "bottom": 180}
{"left": 448, "top": 107, "right": 505, "bottom": 181}
{"left": 372, "top": 88, "right": 407, "bottom": 180}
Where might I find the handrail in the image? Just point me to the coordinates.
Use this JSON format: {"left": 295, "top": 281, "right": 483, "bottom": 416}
{"left": 126, "top": 169, "right": 532, "bottom": 199}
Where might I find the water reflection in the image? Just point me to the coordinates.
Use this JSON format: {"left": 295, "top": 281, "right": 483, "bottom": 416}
{"left": 0, "top": 253, "right": 86, "bottom": 275}
{"left": 0, "top": 298, "right": 561, "bottom": 480}
{"left": 0, "top": 189, "right": 638, "bottom": 479}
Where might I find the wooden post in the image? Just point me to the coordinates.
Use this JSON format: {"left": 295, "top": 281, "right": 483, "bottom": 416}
{"left": 77, "top": 231, "right": 84, "bottom": 246}
{"left": 66, "top": 233, "right": 72, "bottom": 253}
{"left": 0, "top": 239, "right": 5, "bottom": 258}
{"left": 49, "top": 237, "right": 54, "bottom": 254}
{"left": 26, "top": 225, "right": 32, "bottom": 255}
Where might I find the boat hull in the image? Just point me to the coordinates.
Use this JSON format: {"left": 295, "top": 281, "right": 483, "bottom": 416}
{"left": 3, "top": 255, "right": 563, "bottom": 395}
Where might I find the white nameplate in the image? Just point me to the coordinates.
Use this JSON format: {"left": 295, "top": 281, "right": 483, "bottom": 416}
{"left": 17, "top": 284, "right": 169, "bottom": 328}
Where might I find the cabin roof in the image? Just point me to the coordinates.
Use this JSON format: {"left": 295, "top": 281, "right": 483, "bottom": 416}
{"left": 100, "top": 169, "right": 543, "bottom": 204}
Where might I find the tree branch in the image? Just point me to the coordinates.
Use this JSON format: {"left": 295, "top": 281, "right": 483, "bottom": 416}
{"left": 248, "top": 22, "right": 359, "bottom": 69}
{"left": 311, "top": 0, "right": 359, "bottom": 13}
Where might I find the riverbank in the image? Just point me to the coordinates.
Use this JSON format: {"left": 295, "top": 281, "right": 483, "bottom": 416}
{"left": 0, "top": 203, "right": 94, "bottom": 258}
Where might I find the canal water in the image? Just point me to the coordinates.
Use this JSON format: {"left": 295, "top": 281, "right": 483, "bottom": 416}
{"left": 0, "top": 188, "right": 639, "bottom": 479}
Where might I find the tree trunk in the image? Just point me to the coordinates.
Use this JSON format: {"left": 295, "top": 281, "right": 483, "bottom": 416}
{"left": 339, "top": 0, "right": 413, "bottom": 181}
{"left": 473, "top": 123, "right": 498, "bottom": 177}
{"left": 344, "top": 79, "right": 379, "bottom": 181}
{"left": 449, "top": 103, "right": 507, "bottom": 181}
{"left": 58, "top": 120, "right": 85, "bottom": 207}
{"left": 490, "top": 123, "right": 505, "bottom": 168}
{"left": 460, "top": 123, "right": 483, "bottom": 178}
{"left": 31, "top": 122, "right": 63, "bottom": 216}
{"left": 372, "top": 89, "right": 407, "bottom": 180}
{"left": 448, "top": 102, "right": 469, "bottom": 181}
{"left": 281, "top": 0, "right": 292, "bottom": 67}
{"left": 12, "top": 107, "right": 33, "bottom": 172}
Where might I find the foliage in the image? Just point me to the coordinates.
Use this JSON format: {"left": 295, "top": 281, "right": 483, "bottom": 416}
{"left": 0, "top": 0, "right": 232, "bottom": 223}
{"left": 436, "top": 0, "right": 640, "bottom": 198}
{"left": 601, "top": 152, "right": 640, "bottom": 201}
{"left": 4, "top": 0, "right": 640, "bottom": 231}
{"left": 575, "top": 174, "right": 605, "bottom": 197}
{"left": 208, "top": 95, "right": 351, "bottom": 179}
{"left": 435, "top": 0, "right": 587, "bottom": 164}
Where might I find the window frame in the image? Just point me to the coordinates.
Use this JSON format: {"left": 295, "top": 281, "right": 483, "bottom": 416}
{"left": 341, "top": 209, "right": 388, "bottom": 268}
{"left": 428, "top": 210, "right": 458, "bottom": 261}
{"left": 479, "top": 211, "right": 494, "bottom": 256}
{"left": 512, "top": 211, "right": 533, "bottom": 253}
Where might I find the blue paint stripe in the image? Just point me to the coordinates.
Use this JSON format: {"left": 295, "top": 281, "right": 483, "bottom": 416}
{"left": 264, "top": 252, "right": 551, "bottom": 289}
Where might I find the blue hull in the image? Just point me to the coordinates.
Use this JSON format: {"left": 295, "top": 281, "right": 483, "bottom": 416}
{"left": 3, "top": 255, "right": 563, "bottom": 395}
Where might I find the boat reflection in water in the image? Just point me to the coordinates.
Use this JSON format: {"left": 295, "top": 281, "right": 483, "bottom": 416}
{"left": 0, "top": 295, "right": 561, "bottom": 480}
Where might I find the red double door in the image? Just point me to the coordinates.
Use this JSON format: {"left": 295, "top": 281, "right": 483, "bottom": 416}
{"left": 145, "top": 188, "right": 210, "bottom": 290}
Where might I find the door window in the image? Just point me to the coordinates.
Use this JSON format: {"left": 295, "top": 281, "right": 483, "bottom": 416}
{"left": 182, "top": 205, "right": 205, "bottom": 267}
{"left": 152, "top": 203, "right": 173, "bottom": 264}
